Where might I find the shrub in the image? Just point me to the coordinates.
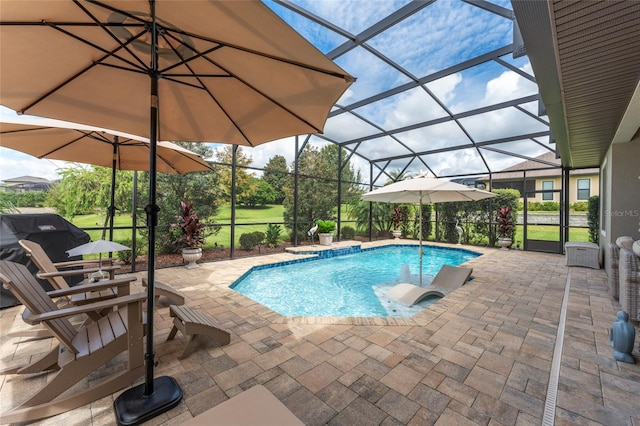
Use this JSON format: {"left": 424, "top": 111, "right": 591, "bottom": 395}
{"left": 587, "top": 195, "right": 599, "bottom": 244}
{"left": 496, "top": 206, "right": 515, "bottom": 238}
{"left": 527, "top": 201, "right": 559, "bottom": 211}
{"left": 172, "top": 200, "right": 205, "bottom": 249}
{"left": 239, "top": 231, "right": 265, "bottom": 250}
{"left": 341, "top": 226, "right": 355, "bottom": 239}
{"left": 316, "top": 220, "right": 336, "bottom": 234}
{"left": 571, "top": 201, "right": 588, "bottom": 212}
{"left": 0, "top": 198, "right": 19, "bottom": 214}
{"left": 0, "top": 191, "right": 47, "bottom": 208}
{"left": 527, "top": 201, "right": 542, "bottom": 211}
{"left": 290, "top": 230, "right": 307, "bottom": 244}
{"left": 264, "top": 224, "right": 281, "bottom": 248}
{"left": 492, "top": 189, "right": 519, "bottom": 243}
{"left": 391, "top": 206, "right": 403, "bottom": 230}
{"left": 116, "top": 238, "right": 146, "bottom": 264}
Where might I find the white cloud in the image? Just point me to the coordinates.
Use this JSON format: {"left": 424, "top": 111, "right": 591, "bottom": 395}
{"left": 426, "top": 73, "right": 463, "bottom": 105}
{"left": 295, "top": 0, "right": 406, "bottom": 35}
{"left": 323, "top": 112, "right": 380, "bottom": 142}
{"left": 0, "top": 148, "right": 64, "bottom": 181}
{"left": 482, "top": 63, "right": 537, "bottom": 105}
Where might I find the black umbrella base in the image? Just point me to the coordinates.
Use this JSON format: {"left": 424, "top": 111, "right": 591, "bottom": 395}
{"left": 113, "top": 376, "right": 183, "bottom": 426}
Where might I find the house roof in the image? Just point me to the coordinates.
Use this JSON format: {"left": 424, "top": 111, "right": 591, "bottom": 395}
{"left": 479, "top": 152, "right": 598, "bottom": 181}
{"left": 2, "top": 176, "right": 52, "bottom": 185}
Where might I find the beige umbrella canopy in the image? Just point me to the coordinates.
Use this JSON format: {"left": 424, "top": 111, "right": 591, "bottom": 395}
{"left": 0, "top": 117, "right": 212, "bottom": 240}
{"left": 0, "top": 118, "right": 211, "bottom": 174}
{"left": 362, "top": 175, "right": 496, "bottom": 285}
{"left": 0, "top": 1, "right": 354, "bottom": 146}
{"left": 0, "top": 1, "right": 353, "bottom": 423}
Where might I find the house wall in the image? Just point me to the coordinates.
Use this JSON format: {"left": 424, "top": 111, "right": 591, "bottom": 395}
{"left": 486, "top": 172, "right": 599, "bottom": 204}
{"left": 600, "top": 134, "right": 640, "bottom": 248}
{"left": 524, "top": 174, "right": 599, "bottom": 204}
{"left": 568, "top": 174, "right": 599, "bottom": 204}
{"left": 535, "top": 177, "right": 562, "bottom": 203}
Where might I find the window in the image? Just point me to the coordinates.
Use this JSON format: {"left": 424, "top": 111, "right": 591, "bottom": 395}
{"left": 542, "top": 181, "right": 553, "bottom": 201}
{"left": 577, "top": 178, "right": 590, "bottom": 200}
{"left": 491, "top": 180, "right": 535, "bottom": 197}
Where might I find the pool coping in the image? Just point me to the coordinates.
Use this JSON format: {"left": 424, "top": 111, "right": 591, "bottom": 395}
{"left": 184, "top": 239, "right": 497, "bottom": 327}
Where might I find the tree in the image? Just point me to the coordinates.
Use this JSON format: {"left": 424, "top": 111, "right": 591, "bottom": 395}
{"left": 213, "top": 145, "right": 253, "bottom": 201}
{"left": 238, "top": 178, "right": 277, "bottom": 207}
{"left": 282, "top": 144, "right": 359, "bottom": 236}
{"left": 319, "top": 143, "right": 360, "bottom": 203}
{"left": 46, "top": 165, "right": 133, "bottom": 219}
{"left": 262, "top": 155, "right": 288, "bottom": 204}
{"left": 283, "top": 145, "right": 328, "bottom": 234}
{"left": 136, "top": 142, "right": 223, "bottom": 253}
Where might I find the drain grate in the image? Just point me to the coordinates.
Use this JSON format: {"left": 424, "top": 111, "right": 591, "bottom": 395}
{"left": 543, "top": 270, "right": 572, "bottom": 425}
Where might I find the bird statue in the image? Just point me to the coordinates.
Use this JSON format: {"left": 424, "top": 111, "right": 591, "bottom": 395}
{"left": 308, "top": 222, "right": 318, "bottom": 246}
{"left": 455, "top": 218, "right": 463, "bottom": 245}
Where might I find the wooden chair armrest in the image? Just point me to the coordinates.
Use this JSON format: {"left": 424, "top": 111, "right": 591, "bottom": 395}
{"left": 26, "top": 293, "right": 146, "bottom": 322}
{"left": 46, "top": 277, "right": 136, "bottom": 297}
{"left": 37, "top": 265, "right": 120, "bottom": 279}
{"left": 53, "top": 258, "right": 117, "bottom": 268}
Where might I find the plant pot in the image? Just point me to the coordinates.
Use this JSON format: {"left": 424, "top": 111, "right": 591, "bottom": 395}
{"left": 498, "top": 237, "right": 512, "bottom": 250}
{"left": 318, "top": 233, "right": 333, "bottom": 246}
{"left": 182, "top": 247, "right": 202, "bottom": 269}
{"left": 392, "top": 230, "right": 402, "bottom": 240}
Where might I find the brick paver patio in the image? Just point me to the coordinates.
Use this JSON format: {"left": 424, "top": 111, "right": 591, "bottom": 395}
{"left": 1, "top": 241, "right": 638, "bottom": 425}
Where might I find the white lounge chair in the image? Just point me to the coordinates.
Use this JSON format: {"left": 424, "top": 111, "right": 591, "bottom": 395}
{"left": 386, "top": 264, "right": 473, "bottom": 306}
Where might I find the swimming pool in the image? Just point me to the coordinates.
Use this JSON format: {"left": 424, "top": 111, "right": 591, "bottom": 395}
{"left": 231, "top": 245, "right": 480, "bottom": 318}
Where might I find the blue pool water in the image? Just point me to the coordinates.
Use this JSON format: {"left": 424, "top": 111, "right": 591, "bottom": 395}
{"left": 231, "top": 245, "right": 480, "bottom": 318}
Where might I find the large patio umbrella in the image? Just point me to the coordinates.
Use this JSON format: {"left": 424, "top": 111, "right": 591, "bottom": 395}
{"left": 362, "top": 175, "right": 496, "bottom": 285}
{"left": 0, "top": 1, "right": 353, "bottom": 423}
{"left": 0, "top": 117, "right": 212, "bottom": 240}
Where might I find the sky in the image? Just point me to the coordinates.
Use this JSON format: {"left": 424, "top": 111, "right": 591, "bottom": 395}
{"left": 0, "top": 0, "right": 549, "bottom": 184}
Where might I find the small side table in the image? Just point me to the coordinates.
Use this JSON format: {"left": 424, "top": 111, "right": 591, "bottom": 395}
{"left": 565, "top": 242, "right": 600, "bottom": 269}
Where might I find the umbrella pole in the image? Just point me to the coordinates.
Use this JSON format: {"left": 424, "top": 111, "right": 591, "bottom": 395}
{"left": 101, "top": 141, "right": 117, "bottom": 241}
{"left": 108, "top": 140, "right": 117, "bottom": 241}
{"left": 114, "top": 2, "right": 182, "bottom": 424}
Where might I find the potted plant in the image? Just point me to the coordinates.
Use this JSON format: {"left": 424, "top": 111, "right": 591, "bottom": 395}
{"left": 391, "top": 206, "right": 402, "bottom": 239}
{"left": 173, "top": 200, "right": 205, "bottom": 268}
{"left": 316, "top": 220, "right": 335, "bottom": 246}
{"left": 496, "top": 206, "right": 514, "bottom": 250}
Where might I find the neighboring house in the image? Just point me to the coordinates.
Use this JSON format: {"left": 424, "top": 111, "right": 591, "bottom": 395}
{"left": 478, "top": 152, "right": 599, "bottom": 204}
{"left": 1, "top": 176, "right": 54, "bottom": 192}
{"left": 450, "top": 177, "right": 487, "bottom": 190}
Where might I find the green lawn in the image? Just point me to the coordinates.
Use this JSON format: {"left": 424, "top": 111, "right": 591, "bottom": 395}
{"left": 70, "top": 207, "right": 592, "bottom": 249}
{"left": 71, "top": 205, "right": 289, "bottom": 248}
{"left": 514, "top": 225, "right": 589, "bottom": 246}
{"left": 72, "top": 214, "right": 135, "bottom": 242}
{"left": 213, "top": 204, "right": 284, "bottom": 223}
